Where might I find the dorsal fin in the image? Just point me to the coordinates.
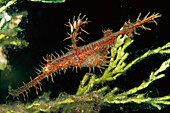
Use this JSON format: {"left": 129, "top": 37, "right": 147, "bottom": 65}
{"left": 64, "top": 13, "right": 90, "bottom": 49}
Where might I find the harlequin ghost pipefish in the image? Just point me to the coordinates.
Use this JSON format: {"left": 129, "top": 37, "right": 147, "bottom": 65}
{"left": 7, "top": 12, "right": 161, "bottom": 100}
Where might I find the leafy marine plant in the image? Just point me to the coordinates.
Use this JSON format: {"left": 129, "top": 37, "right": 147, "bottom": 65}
{"left": 27, "top": 0, "right": 65, "bottom": 3}
{"left": 0, "top": 0, "right": 29, "bottom": 70}
{"left": 0, "top": 0, "right": 65, "bottom": 70}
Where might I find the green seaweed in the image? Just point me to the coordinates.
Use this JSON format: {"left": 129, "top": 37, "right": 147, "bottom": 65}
{"left": 0, "top": 0, "right": 29, "bottom": 70}
{"left": 27, "top": 0, "right": 66, "bottom": 3}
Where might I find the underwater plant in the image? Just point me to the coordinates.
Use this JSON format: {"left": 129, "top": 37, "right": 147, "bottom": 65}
{"left": 0, "top": 0, "right": 29, "bottom": 70}
{"left": 27, "top": 0, "right": 65, "bottom": 3}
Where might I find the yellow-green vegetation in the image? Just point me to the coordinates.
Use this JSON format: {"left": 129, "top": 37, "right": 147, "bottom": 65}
{"left": 0, "top": 0, "right": 66, "bottom": 71}
{"left": 76, "top": 32, "right": 170, "bottom": 111}
{"left": 28, "top": 0, "right": 66, "bottom": 3}
{"left": 0, "top": 0, "right": 29, "bottom": 70}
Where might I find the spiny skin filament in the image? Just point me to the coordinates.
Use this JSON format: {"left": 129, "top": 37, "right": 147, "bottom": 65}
{"left": 7, "top": 12, "right": 161, "bottom": 100}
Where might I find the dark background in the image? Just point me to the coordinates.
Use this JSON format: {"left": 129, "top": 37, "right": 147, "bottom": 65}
{"left": 0, "top": 0, "right": 170, "bottom": 112}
